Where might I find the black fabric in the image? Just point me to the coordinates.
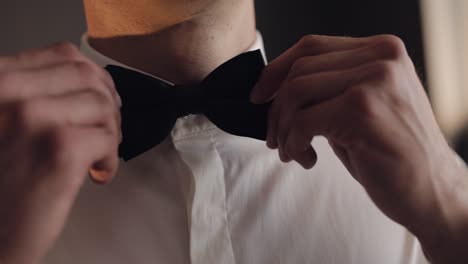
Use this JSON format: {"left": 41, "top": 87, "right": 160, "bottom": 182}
{"left": 105, "top": 49, "right": 271, "bottom": 161}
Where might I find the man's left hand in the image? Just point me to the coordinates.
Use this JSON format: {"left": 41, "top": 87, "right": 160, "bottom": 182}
{"left": 251, "top": 34, "right": 468, "bottom": 263}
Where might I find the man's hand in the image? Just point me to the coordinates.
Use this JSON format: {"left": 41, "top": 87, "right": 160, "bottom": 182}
{"left": 251, "top": 35, "right": 468, "bottom": 263}
{"left": 0, "top": 42, "right": 121, "bottom": 263}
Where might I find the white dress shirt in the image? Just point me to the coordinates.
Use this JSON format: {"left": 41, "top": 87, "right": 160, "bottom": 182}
{"left": 44, "top": 31, "right": 428, "bottom": 264}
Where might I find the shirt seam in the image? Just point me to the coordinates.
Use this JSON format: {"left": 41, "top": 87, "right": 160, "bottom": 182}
{"left": 173, "top": 127, "right": 218, "bottom": 142}
{"left": 208, "top": 129, "right": 238, "bottom": 264}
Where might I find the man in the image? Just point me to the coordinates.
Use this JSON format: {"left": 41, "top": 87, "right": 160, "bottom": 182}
{"left": 1, "top": 0, "right": 467, "bottom": 263}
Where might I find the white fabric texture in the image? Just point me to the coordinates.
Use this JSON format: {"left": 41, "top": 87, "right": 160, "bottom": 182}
{"left": 44, "top": 31, "right": 428, "bottom": 264}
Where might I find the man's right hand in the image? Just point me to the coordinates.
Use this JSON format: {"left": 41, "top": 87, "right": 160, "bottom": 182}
{"left": 0, "top": 42, "right": 121, "bottom": 264}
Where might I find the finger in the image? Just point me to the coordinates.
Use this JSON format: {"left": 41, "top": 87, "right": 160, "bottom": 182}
{"left": 11, "top": 126, "right": 118, "bottom": 263}
{"left": 251, "top": 35, "right": 379, "bottom": 103}
{"left": 286, "top": 39, "right": 399, "bottom": 80}
{"left": 89, "top": 155, "right": 120, "bottom": 184}
{"left": 0, "top": 61, "right": 118, "bottom": 105}
{"left": 41, "top": 126, "right": 119, "bottom": 193}
{"left": 284, "top": 96, "right": 345, "bottom": 169}
{"left": 296, "top": 145, "right": 318, "bottom": 169}
{"left": 278, "top": 140, "right": 293, "bottom": 162}
{"left": 272, "top": 61, "right": 377, "bottom": 158}
{"left": 5, "top": 91, "right": 120, "bottom": 136}
{"left": 77, "top": 126, "right": 120, "bottom": 184}
{"left": 266, "top": 102, "right": 279, "bottom": 149}
{"left": 0, "top": 42, "right": 88, "bottom": 71}
{"left": 81, "top": 128, "right": 119, "bottom": 183}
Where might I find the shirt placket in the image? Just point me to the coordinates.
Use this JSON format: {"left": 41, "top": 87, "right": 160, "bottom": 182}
{"left": 172, "top": 117, "right": 235, "bottom": 264}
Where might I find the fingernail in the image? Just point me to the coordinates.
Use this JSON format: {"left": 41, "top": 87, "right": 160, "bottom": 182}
{"left": 89, "top": 168, "right": 111, "bottom": 184}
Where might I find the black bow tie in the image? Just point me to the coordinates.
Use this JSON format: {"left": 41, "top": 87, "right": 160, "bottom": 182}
{"left": 105, "top": 49, "right": 272, "bottom": 161}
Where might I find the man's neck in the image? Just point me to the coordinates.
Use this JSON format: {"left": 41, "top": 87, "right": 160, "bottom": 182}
{"left": 83, "top": 0, "right": 257, "bottom": 84}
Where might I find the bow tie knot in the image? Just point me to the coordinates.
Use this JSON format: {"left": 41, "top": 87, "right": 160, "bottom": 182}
{"left": 171, "top": 84, "right": 209, "bottom": 118}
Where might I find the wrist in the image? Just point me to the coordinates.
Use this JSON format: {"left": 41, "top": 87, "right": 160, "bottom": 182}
{"left": 411, "top": 149, "right": 468, "bottom": 263}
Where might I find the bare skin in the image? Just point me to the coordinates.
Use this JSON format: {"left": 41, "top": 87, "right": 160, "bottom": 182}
{"left": 251, "top": 34, "right": 468, "bottom": 264}
{"left": 0, "top": 43, "right": 121, "bottom": 263}
{"left": 0, "top": 0, "right": 468, "bottom": 263}
{"left": 83, "top": 0, "right": 257, "bottom": 84}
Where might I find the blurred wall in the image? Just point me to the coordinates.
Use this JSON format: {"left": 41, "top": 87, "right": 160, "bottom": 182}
{"left": 0, "top": 1, "right": 86, "bottom": 55}
{"left": 421, "top": 0, "right": 468, "bottom": 139}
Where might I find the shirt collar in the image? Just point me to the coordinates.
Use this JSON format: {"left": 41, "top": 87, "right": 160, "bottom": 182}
{"left": 80, "top": 30, "right": 267, "bottom": 85}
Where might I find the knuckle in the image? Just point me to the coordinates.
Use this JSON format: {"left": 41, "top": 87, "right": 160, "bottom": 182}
{"left": 372, "top": 34, "right": 407, "bottom": 60}
{"left": 346, "top": 86, "right": 380, "bottom": 118}
{"left": 102, "top": 102, "right": 118, "bottom": 126}
{"left": 297, "top": 35, "right": 323, "bottom": 51}
{"left": 92, "top": 89, "right": 113, "bottom": 107}
{"left": 289, "top": 57, "right": 310, "bottom": 79}
{"left": 50, "top": 42, "right": 81, "bottom": 60}
{"left": 70, "top": 62, "right": 112, "bottom": 99}
{"left": 72, "top": 61, "right": 100, "bottom": 81}
{"left": 86, "top": 90, "right": 116, "bottom": 120}
{"left": 369, "top": 60, "right": 398, "bottom": 82}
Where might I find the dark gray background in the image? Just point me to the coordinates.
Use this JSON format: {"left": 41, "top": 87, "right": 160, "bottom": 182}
{"left": 0, "top": 0, "right": 425, "bottom": 77}
{"left": 0, "top": 1, "right": 86, "bottom": 54}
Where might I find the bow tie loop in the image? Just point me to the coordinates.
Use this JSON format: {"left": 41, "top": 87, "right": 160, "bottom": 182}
{"left": 172, "top": 84, "right": 209, "bottom": 118}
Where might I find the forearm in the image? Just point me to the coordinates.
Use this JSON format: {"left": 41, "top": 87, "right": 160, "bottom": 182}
{"left": 412, "top": 150, "right": 468, "bottom": 263}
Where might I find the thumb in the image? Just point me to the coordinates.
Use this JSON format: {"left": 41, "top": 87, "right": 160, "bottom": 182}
{"left": 250, "top": 51, "right": 297, "bottom": 104}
